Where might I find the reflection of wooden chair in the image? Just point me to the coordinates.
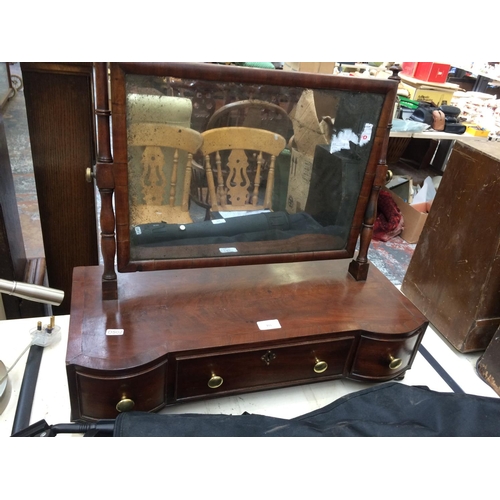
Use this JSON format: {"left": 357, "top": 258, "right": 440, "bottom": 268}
{"left": 189, "top": 99, "right": 294, "bottom": 219}
{"left": 201, "top": 127, "right": 286, "bottom": 213}
{"left": 128, "top": 123, "right": 203, "bottom": 224}
{"left": 206, "top": 99, "right": 293, "bottom": 142}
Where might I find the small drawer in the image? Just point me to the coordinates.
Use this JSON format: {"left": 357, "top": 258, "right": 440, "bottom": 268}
{"left": 350, "top": 329, "right": 423, "bottom": 380}
{"left": 75, "top": 360, "right": 168, "bottom": 420}
{"left": 174, "top": 337, "right": 354, "bottom": 401}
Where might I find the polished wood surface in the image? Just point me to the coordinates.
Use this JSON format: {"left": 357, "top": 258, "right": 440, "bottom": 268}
{"left": 93, "top": 62, "right": 117, "bottom": 300}
{"left": 402, "top": 141, "right": 500, "bottom": 352}
{"left": 21, "top": 63, "right": 99, "bottom": 314}
{"left": 66, "top": 259, "right": 427, "bottom": 421}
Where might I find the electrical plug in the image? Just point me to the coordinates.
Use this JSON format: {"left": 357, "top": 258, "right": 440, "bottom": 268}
{"left": 30, "top": 317, "right": 61, "bottom": 347}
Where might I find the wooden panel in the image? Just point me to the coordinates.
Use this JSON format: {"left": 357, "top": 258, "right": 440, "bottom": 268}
{"left": 402, "top": 141, "right": 500, "bottom": 352}
{"left": 21, "top": 63, "right": 99, "bottom": 315}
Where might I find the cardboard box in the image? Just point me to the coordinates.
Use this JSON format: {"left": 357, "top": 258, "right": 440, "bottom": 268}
{"left": 400, "top": 81, "right": 455, "bottom": 106}
{"left": 386, "top": 189, "right": 431, "bottom": 244}
{"left": 286, "top": 89, "right": 340, "bottom": 213}
{"left": 283, "top": 62, "right": 335, "bottom": 75}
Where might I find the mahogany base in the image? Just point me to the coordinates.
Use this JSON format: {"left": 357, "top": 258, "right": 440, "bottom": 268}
{"left": 66, "top": 259, "right": 428, "bottom": 421}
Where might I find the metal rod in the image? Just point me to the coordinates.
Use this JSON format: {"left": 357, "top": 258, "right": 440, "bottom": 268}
{"left": 0, "top": 278, "right": 64, "bottom": 306}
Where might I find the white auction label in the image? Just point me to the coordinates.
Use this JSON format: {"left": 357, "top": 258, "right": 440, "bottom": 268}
{"left": 219, "top": 247, "right": 238, "bottom": 253}
{"left": 106, "top": 329, "right": 124, "bottom": 336}
{"left": 257, "top": 319, "right": 281, "bottom": 330}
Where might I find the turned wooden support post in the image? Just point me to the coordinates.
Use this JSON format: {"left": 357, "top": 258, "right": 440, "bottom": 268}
{"left": 349, "top": 65, "right": 400, "bottom": 281}
{"left": 348, "top": 162, "right": 388, "bottom": 281}
{"left": 94, "top": 62, "right": 118, "bottom": 299}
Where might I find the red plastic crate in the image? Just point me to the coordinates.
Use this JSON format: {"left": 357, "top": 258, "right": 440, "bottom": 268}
{"left": 402, "top": 62, "right": 451, "bottom": 84}
{"left": 401, "top": 62, "right": 417, "bottom": 77}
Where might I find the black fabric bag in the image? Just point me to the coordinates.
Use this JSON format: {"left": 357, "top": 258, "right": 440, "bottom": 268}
{"left": 113, "top": 383, "right": 500, "bottom": 437}
{"left": 410, "top": 103, "right": 466, "bottom": 134}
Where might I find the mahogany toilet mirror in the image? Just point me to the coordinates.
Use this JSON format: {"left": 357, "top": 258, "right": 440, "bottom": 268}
{"left": 64, "top": 63, "right": 432, "bottom": 423}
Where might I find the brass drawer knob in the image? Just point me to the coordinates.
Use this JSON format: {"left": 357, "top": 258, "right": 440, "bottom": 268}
{"left": 385, "top": 169, "right": 393, "bottom": 184}
{"left": 314, "top": 360, "right": 328, "bottom": 374}
{"left": 208, "top": 374, "right": 223, "bottom": 389}
{"left": 116, "top": 397, "right": 135, "bottom": 412}
{"left": 388, "top": 355, "right": 403, "bottom": 370}
{"left": 85, "top": 167, "right": 95, "bottom": 183}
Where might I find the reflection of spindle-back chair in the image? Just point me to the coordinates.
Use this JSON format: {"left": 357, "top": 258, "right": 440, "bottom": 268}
{"left": 191, "top": 99, "right": 294, "bottom": 219}
{"left": 200, "top": 127, "right": 286, "bottom": 214}
{"left": 127, "top": 118, "right": 203, "bottom": 225}
{"left": 206, "top": 99, "right": 294, "bottom": 143}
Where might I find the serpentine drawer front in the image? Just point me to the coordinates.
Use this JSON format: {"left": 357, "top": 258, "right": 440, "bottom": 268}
{"left": 71, "top": 360, "right": 168, "bottom": 420}
{"left": 173, "top": 337, "right": 356, "bottom": 402}
{"left": 350, "top": 328, "right": 424, "bottom": 380}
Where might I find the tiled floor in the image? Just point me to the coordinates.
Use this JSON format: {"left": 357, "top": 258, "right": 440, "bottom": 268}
{"left": 2, "top": 63, "right": 499, "bottom": 421}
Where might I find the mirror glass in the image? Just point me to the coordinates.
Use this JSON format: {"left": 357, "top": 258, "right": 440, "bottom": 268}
{"left": 123, "top": 72, "right": 385, "bottom": 263}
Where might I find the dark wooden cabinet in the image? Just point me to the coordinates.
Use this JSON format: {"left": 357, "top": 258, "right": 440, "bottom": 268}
{"left": 66, "top": 260, "right": 427, "bottom": 421}
{"left": 21, "top": 63, "right": 99, "bottom": 315}
{"left": 402, "top": 140, "right": 500, "bottom": 352}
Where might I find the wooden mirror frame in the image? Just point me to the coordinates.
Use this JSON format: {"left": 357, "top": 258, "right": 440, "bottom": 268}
{"left": 93, "top": 62, "right": 398, "bottom": 300}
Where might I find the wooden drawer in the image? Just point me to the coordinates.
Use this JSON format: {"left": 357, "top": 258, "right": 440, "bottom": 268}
{"left": 174, "top": 337, "right": 355, "bottom": 401}
{"left": 350, "top": 329, "right": 423, "bottom": 380}
{"left": 74, "top": 360, "right": 168, "bottom": 420}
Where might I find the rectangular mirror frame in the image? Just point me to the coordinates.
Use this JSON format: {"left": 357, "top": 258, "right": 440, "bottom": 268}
{"left": 94, "top": 62, "right": 398, "bottom": 298}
